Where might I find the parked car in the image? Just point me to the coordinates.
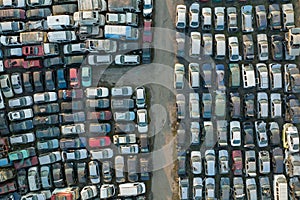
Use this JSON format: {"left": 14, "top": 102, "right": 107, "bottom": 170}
{"left": 201, "top": 7, "right": 212, "bottom": 30}
{"left": 214, "top": 7, "right": 225, "bottom": 30}
{"left": 255, "top": 120, "right": 268, "bottom": 147}
{"left": 28, "top": 166, "right": 40, "bottom": 191}
{"left": 81, "top": 185, "right": 97, "bottom": 200}
{"left": 283, "top": 123, "right": 299, "bottom": 153}
{"left": 56, "top": 69, "right": 67, "bottom": 89}
{"left": 269, "top": 63, "right": 282, "bottom": 90}
{"left": 259, "top": 177, "right": 272, "bottom": 199}
{"left": 268, "top": 4, "right": 281, "bottom": 30}
{"left": 111, "top": 86, "right": 133, "bottom": 97}
{"left": 45, "top": 70, "right": 55, "bottom": 91}
{"left": 205, "top": 178, "right": 215, "bottom": 199}
{"left": 137, "top": 109, "right": 148, "bottom": 133}
{"left": 189, "top": 93, "right": 200, "bottom": 119}
{"left": 33, "top": 92, "right": 57, "bottom": 104}
{"left": 257, "top": 34, "right": 269, "bottom": 61}
{"left": 9, "top": 132, "right": 35, "bottom": 145}
{"left": 37, "top": 139, "right": 59, "bottom": 151}
{"left": 233, "top": 177, "right": 245, "bottom": 199}
{"left": 8, "top": 108, "right": 33, "bottom": 121}
{"left": 242, "top": 5, "right": 253, "bottom": 32}
{"left": 202, "top": 33, "right": 213, "bottom": 56}
{"left": 0, "top": 74, "right": 13, "bottom": 98}
{"left": 255, "top": 5, "right": 267, "bottom": 30}
{"left": 143, "top": 19, "right": 152, "bottom": 43}
{"left": 259, "top": 151, "right": 271, "bottom": 174}
{"left": 243, "top": 34, "right": 254, "bottom": 60}
{"left": 204, "top": 150, "right": 215, "bottom": 176}
{"left": 60, "top": 137, "right": 87, "bottom": 150}
{"left": 243, "top": 122, "right": 255, "bottom": 148}
{"left": 88, "top": 161, "right": 100, "bottom": 184}
{"left": 176, "top": 5, "right": 186, "bottom": 29}
{"left": 227, "top": 7, "right": 238, "bottom": 32}
{"left": 174, "top": 63, "right": 185, "bottom": 89}
{"left": 284, "top": 64, "right": 300, "bottom": 93}
{"left": 282, "top": 3, "right": 295, "bottom": 30}
{"left": 219, "top": 150, "right": 229, "bottom": 174}
{"left": 272, "top": 147, "right": 284, "bottom": 174}
{"left": 36, "top": 127, "right": 60, "bottom": 139}
{"left": 230, "top": 121, "right": 241, "bottom": 146}
{"left": 202, "top": 93, "right": 212, "bottom": 119}
{"left": 11, "top": 73, "right": 23, "bottom": 94}
{"left": 115, "top": 55, "right": 140, "bottom": 65}
{"left": 257, "top": 92, "right": 268, "bottom": 118}
{"left": 245, "top": 150, "right": 257, "bottom": 177}
{"left": 9, "top": 120, "right": 33, "bottom": 133}
{"left": 246, "top": 178, "right": 257, "bottom": 200}
{"left": 81, "top": 66, "right": 91, "bottom": 87}
{"left": 271, "top": 35, "right": 283, "bottom": 61}
{"left": 85, "top": 87, "right": 109, "bottom": 98}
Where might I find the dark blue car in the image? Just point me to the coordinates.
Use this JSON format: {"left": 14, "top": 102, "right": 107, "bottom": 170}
{"left": 57, "top": 69, "right": 67, "bottom": 89}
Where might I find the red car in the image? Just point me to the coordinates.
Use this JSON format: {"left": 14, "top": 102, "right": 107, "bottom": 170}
{"left": 69, "top": 68, "right": 80, "bottom": 88}
{"left": 89, "top": 137, "right": 111, "bottom": 148}
{"left": 143, "top": 19, "right": 152, "bottom": 43}
{"left": 87, "top": 111, "right": 112, "bottom": 121}
{"left": 232, "top": 150, "right": 243, "bottom": 175}
{"left": 58, "top": 89, "right": 83, "bottom": 100}
{"left": 0, "top": 138, "right": 9, "bottom": 158}
{"left": 22, "top": 45, "right": 44, "bottom": 57}
{"left": 4, "top": 59, "right": 25, "bottom": 68}
{"left": 14, "top": 156, "right": 38, "bottom": 170}
{"left": 24, "top": 60, "right": 42, "bottom": 69}
{"left": 0, "top": 181, "right": 17, "bottom": 195}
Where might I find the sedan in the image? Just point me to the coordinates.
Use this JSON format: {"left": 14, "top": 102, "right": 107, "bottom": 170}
{"left": 241, "top": 5, "right": 253, "bottom": 32}
{"left": 137, "top": 109, "right": 148, "bottom": 133}
{"left": 228, "top": 36, "right": 241, "bottom": 62}
{"left": 8, "top": 108, "right": 33, "bottom": 121}
{"left": 176, "top": 94, "right": 185, "bottom": 119}
{"left": 88, "top": 161, "right": 100, "bottom": 184}
{"left": 268, "top": 4, "right": 281, "bottom": 30}
{"left": 259, "top": 151, "right": 271, "bottom": 174}
{"left": 257, "top": 92, "right": 268, "bottom": 118}
{"left": 256, "top": 63, "right": 269, "bottom": 90}
{"left": 11, "top": 73, "right": 23, "bottom": 94}
{"left": 189, "top": 93, "right": 200, "bottom": 119}
{"left": 255, "top": 120, "right": 268, "bottom": 147}
{"left": 227, "top": 7, "right": 238, "bottom": 32}
{"left": 204, "top": 150, "right": 215, "bottom": 176}
{"left": 0, "top": 74, "right": 13, "bottom": 98}
{"left": 243, "top": 34, "right": 254, "bottom": 60}
{"left": 245, "top": 150, "right": 256, "bottom": 177}
{"left": 88, "top": 137, "right": 111, "bottom": 148}
{"left": 219, "top": 150, "right": 229, "bottom": 174}
{"left": 257, "top": 34, "right": 269, "bottom": 61}
{"left": 191, "top": 151, "right": 201, "bottom": 174}
{"left": 143, "top": 19, "right": 152, "bottom": 43}
{"left": 176, "top": 5, "right": 186, "bottom": 29}
{"left": 230, "top": 121, "right": 241, "bottom": 146}
{"left": 114, "top": 111, "right": 135, "bottom": 121}
{"left": 255, "top": 5, "right": 267, "bottom": 30}
{"left": 232, "top": 150, "right": 243, "bottom": 175}
{"left": 174, "top": 63, "right": 185, "bottom": 89}
{"left": 111, "top": 86, "right": 133, "bottom": 97}
{"left": 269, "top": 63, "right": 282, "bottom": 90}
{"left": 189, "top": 2, "right": 199, "bottom": 28}
{"left": 271, "top": 35, "right": 283, "bottom": 61}
{"left": 282, "top": 3, "right": 295, "bottom": 30}
{"left": 85, "top": 87, "right": 109, "bottom": 98}
{"left": 270, "top": 93, "right": 282, "bottom": 118}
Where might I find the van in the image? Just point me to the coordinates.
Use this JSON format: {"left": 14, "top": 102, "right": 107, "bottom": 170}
{"left": 20, "top": 32, "right": 47, "bottom": 44}
{"left": 273, "top": 175, "right": 288, "bottom": 200}
{"left": 47, "top": 15, "right": 74, "bottom": 30}
{"left": 188, "top": 63, "right": 200, "bottom": 88}
{"left": 118, "top": 182, "right": 146, "bottom": 197}
{"left": 242, "top": 64, "right": 255, "bottom": 89}
{"left": 190, "top": 32, "right": 201, "bottom": 57}
{"left": 215, "top": 34, "right": 226, "bottom": 59}
{"left": 104, "top": 25, "right": 139, "bottom": 40}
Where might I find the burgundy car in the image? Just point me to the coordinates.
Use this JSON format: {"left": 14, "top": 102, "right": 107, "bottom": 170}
{"left": 87, "top": 111, "right": 112, "bottom": 121}
{"left": 0, "top": 138, "right": 9, "bottom": 158}
{"left": 232, "top": 150, "right": 243, "bottom": 175}
{"left": 24, "top": 60, "right": 42, "bottom": 69}
{"left": 22, "top": 45, "right": 44, "bottom": 57}
{"left": 14, "top": 156, "right": 38, "bottom": 170}
{"left": 4, "top": 59, "right": 25, "bottom": 68}
{"left": 143, "top": 19, "right": 152, "bottom": 43}
{"left": 89, "top": 137, "right": 111, "bottom": 148}
{"left": 0, "top": 181, "right": 17, "bottom": 195}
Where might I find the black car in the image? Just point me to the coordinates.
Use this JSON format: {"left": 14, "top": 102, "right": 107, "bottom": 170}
{"left": 77, "top": 162, "right": 87, "bottom": 184}
{"left": 142, "top": 42, "right": 151, "bottom": 64}
{"left": 243, "top": 122, "right": 255, "bottom": 148}
{"left": 26, "top": 8, "right": 51, "bottom": 20}
{"left": 285, "top": 95, "right": 300, "bottom": 124}
{"left": 271, "top": 35, "right": 283, "bottom": 61}
{"left": 45, "top": 70, "right": 55, "bottom": 91}
{"left": 33, "top": 115, "right": 59, "bottom": 126}
{"left": 86, "top": 99, "right": 110, "bottom": 109}
{"left": 102, "top": 161, "right": 112, "bottom": 183}
{"left": 0, "top": 111, "right": 10, "bottom": 136}
{"left": 9, "top": 120, "right": 33, "bottom": 133}
{"left": 64, "top": 162, "right": 76, "bottom": 186}
{"left": 269, "top": 122, "right": 280, "bottom": 146}
{"left": 23, "top": 72, "right": 33, "bottom": 93}
{"left": 60, "top": 112, "right": 85, "bottom": 123}
{"left": 36, "top": 127, "right": 60, "bottom": 139}
{"left": 52, "top": 163, "right": 65, "bottom": 188}
{"left": 140, "top": 134, "right": 149, "bottom": 153}
{"left": 44, "top": 57, "right": 63, "bottom": 68}
{"left": 272, "top": 147, "right": 284, "bottom": 174}
{"left": 244, "top": 93, "right": 255, "bottom": 118}
{"left": 33, "top": 71, "right": 43, "bottom": 92}
{"left": 33, "top": 103, "right": 60, "bottom": 115}
{"left": 17, "top": 169, "right": 28, "bottom": 195}
{"left": 114, "top": 123, "right": 135, "bottom": 134}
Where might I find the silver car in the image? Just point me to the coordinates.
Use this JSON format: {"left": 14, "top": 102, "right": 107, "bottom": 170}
{"left": 257, "top": 92, "right": 268, "bottom": 118}
{"left": 241, "top": 5, "right": 253, "bottom": 32}
{"left": 0, "top": 74, "right": 13, "bottom": 98}
{"left": 11, "top": 73, "right": 23, "bottom": 94}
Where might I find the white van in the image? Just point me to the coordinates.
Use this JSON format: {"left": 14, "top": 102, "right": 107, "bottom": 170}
{"left": 118, "top": 182, "right": 146, "bottom": 197}
{"left": 273, "top": 175, "right": 288, "bottom": 200}
{"left": 242, "top": 64, "right": 255, "bottom": 89}
{"left": 47, "top": 15, "right": 74, "bottom": 30}
{"left": 188, "top": 63, "right": 200, "bottom": 88}
{"left": 190, "top": 32, "right": 201, "bottom": 57}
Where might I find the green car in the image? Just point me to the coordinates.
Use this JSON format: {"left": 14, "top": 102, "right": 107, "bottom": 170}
{"left": 81, "top": 66, "right": 92, "bottom": 87}
{"left": 8, "top": 149, "right": 29, "bottom": 161}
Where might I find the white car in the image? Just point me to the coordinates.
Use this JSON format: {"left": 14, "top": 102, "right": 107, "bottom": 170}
{"left": 63, "top": 43, "right": 86, "bottom": 55}
{"left": 89, "top": 161, "right": 100, "bottom": 184}
{"left": 11, "top": 73, "right": 23, "bottom": 94}
{"left": 214, "top": 7, "right": 225, "bottom": 30}
{"left": 230, "top": 121, "right": 241, "bottom": 146}
{"left": 189, "top": 2, "right": 199, "bottom": 28}
{"left": 85, "top": 87, "right": 109, "bottom": 98}
{"left": 189, "top": 93, "right": 200, "bottom": 119}
{"left": 257, "top": 92, "right": 268, "bottom": 118}
{"left": 114, "top": 111, "right": 135, "bottom": 121}
{"left": 283, "top": 123, "right": 299, "bottom": 153}
{"left": 0, "top": 74, "right": 13, "bottom": 98}
{"left": 100, "top": 184, "right": 116, "bottom": 199}
{"left": 143, "top": 0, "right": 153, "bottom": 17}
{"left": 219, "top": 150, "right": 229, "bottom": 174}
{"left": 259, "top": 151, "right": 270, "bottom": 174}
{"left": 271, "top": 93, "right": 282, "bottom": 118}
{"left": 118, "top": 144, "right": 139, "bottom": 154}
{"left": 114, "top": 55, "right": 140, "bottom": 65}
{"left": 255, "top": 121, "right": 268, "bottom": 147}
{"left": 176, "top": 5, "right": 186, "bottom": 29}
{"left": 111, "top": 86, "right": 133, "bottom": 97}
{"left": 257, "top": 34, "right": 269, "bottom": 61}
{"left": 38, "top": 151, "right": 61, "bottom": 165}
{"left": 8, "top": 108, "right": 33, "bottom": 121}
{"left": 202, "top": 7, "right": 212, "bottom": 30}
{"left": 8, "top": 96, "right": 33, "bottom": 108}
{"left": 62, "top": 149, "right": 88, "bottom": 162}
{"left": 191, "top": 151, "right": 201, "bottom": 174}
{"left": 193, "top": 177, "right": 203, "bottom": 199}
{"left": 33, "top": 92, "right": 57, "bottom": 104}
{"left": 61, "top": 124, "right": 85, "bottom": 135}
{"left": 256, "top": 63, "right": 269, "bottom": 90}
{"left": 21, "top": 193, "right": 46, "bottom": 200}
{"left": 282, "top": 3, "right": 295, "bottom": 30}
{"left": 241, "top": 5, "right": 253, "bottom": 32}
{"left": 81, "top": 185, "right": 98, "bottom": 200}
{"left": 137, "top": 109, "right": 148, "bottom": 133}
{"left": 28, "top": 166, "right": 40, "bottom": 191}
{"left": 47, "top": 31, "right": 76, "bottom": 43}
{"left": 113, "top": 134, "right": 136, "bottom": 145}
{"left": 174, "top": 63, "right": 185, "bottom": 89}
{"left": 9, "top": 132, "right": 35, "bottom": 145}
{"left": 205, "top": 150, "right": 215, "bottom": 176}
{"left": 202, "top": 33, "right": 213, "bottom": 56}
{"left": 190, "top": 122, "right": 200, "bottom": 144}
{"left": 136, "top": 87, "right": 146, "bottom": 108}
{"left": 228, "top": 36, "right": 241, "bottom": 62}
{"left": 90, "top": 148, "right": 113, "bottom": 160}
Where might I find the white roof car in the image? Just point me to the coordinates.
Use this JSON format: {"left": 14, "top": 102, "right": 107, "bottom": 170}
{"left": 115, "top": 55, "right": 140, "bottom": 65}
{"left": 61, "top": 124, "right": 85, "bottom": 135}
{"left": 85, "top": 87, "right": 109, "bottom": 98}
{"left": 89, "top": 161, "right": 100, "bottom": 184}
{"left": 257, "top": 34, "right": 269, "bottom": 61}
{"left": 136, "top": 87, "right": 146, "bottom": 108}
{"left": 188, "top": 63, "right": 199, "bottom": 88}
{"left": 214, "top": 7, "right": 225, "bottom": 30}
{"left": 63, "top": 43, "right": 86, "bottom": 55}
{"left": 215, "top": 34, "right": 226, "bottom": 59}
{"left": 0, "top": 90, "right": 4, "bottom": 109}
{"left": 246, "top": 178, "right": 258, "bottom": 200}
{"left": 256, "top": 63, "right": 269, "bottom": 89}
{"left": 0, "top": 74, "right": 14, "bottom": 98}
{"left": 257, "top": 92, "right": 268, "bottom": 118}
{"left": 202, "top": 7, "right": 212, "bottom": 30}
{"left": 81, "top": 185, "right": 98, "bottom": 200}
{"left": 205, "top": 150, "right": 215, "bottom": 176}
{"left": 259, "top": 151, "right": 270, "bottom": 174}
{"left": 282, "top": 3, "right": 295, "bottom": 30}
{"left": 106, "top": 13, "right": 126, "bottom": 24}
{"left": 179, "top": 178, "right": 189, "bottom": 200}
{"left": 114, "top": 111, "right": 135, "bottom": 121}
{"left": 227, "top": 7, "right": 238, "bottom": 32}
{"left": 228, "top": 36, "right": 241, "bottom": 62}
{"left": 143, "top": 0, "right": 153, "bottom": 17}
{"left": 47, "top": 31, "right": 76, "bottom": 43}
{"left": 205, "top": 178, "right": 215, "bottom": 199}
{"left": 85, "top": 39, "right": 117, "bottom": 53}
{"left": 269, "top": 63, "right": 282, "bottom": 90}
{"left": 87, "top": 54, "right": 112, "bottom": 65}
{"left": 74, "top": 11, "right": 105, "bottom": 26}
{"left": 28, "top": 166, "right": 40, "bottom": 191}
{"left": 118, "top": 182, "right": 146, "bottom": 197}
{"left": 113, "top": 134, "right": 136, "bottom": 145}
{"left": 100, "top": 184, "right": 115, "bottom": 199}
{"left": 90, "top": 148, "right": 113, "bottom": 160}
{"left": 242, "top": 64, "right": 255, "bottom": 89}
{"left": 255, "top": 121, "right": 268, "bottom": 147}
{"left": 8, "top": 96, "right": 33, "bottom": 108}
{"left": 174, "top": 63, "right": 185, "bottom": 89}
{"left": 176, "top": 94, "right": 185, "bottom": 120}
{"left": 189, "top": 2, "right": 199, "bottom": 28}
{"left": 241, "top": 5, "right": 253, "bottom": 32}
{"left": 189, "top": 93, "right": 200, "bottom": 119}
{"left": 47, "top": 15, "right": 74, "bottom": 30}
{"left": 21, "top": 193, "right": 46, "bottom": 200}
{"left": 0, "top": 0, "right": 25, "bottom": 8}
{"left": 137, "top": 109, "right": 148, "bottom": 133}
{"left": 176, "top": 5, "right": 186, "bottom": 29}
{"left": 219, "top": 150, "right": 229, "bottom": 174}
{"left": 111, "top": 86, "right": 133, "bottom": 97}
{"left": 190, "top": 122, "right": 200, "bottom": 144}
{"left": 61, "top": 149, "right": 88, "bottom": 162}
{"left": 230, "top": 121, "right": 241, "bottom": 146}
{"left": 271, "top": 93, "right": 282, "bottom": 118}
{"left": 9, "top": 132, "right": 35, "bottom": 145}
{"left": 202, "top": 33, "right": 212, "bottom": 56}
{"left": 191, "top": 151, "right": 201, "bottom": 174}
{"left": 118, "top": 144, "right": 139, "bottom": 154}
{"left": 193, "top": 177, "right": 203, "bottom": 199}
{"left": 33, "top": 92, "right": 57, "bottom": 104}
{"left": 8, "top": 108, "right": 33, "bottom": 121}
{"left": 11, "top": 73, "right": 23, "bottom": 94}
{"left": 38, "top": 151, "right": 61, "bottom": 165}
{"left": 285, "top": 124, "right": 300, "bottom": 153}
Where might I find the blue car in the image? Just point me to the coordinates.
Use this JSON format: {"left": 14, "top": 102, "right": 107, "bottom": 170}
{"left": 57, "top": 69, "right": 67, "bottom": 89}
